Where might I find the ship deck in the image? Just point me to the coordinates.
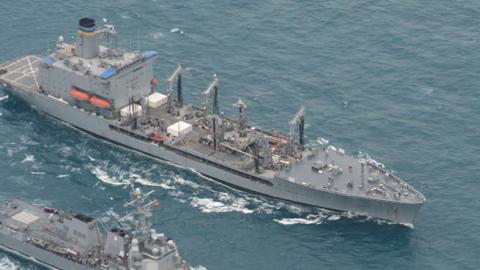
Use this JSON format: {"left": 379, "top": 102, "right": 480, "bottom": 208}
{"left": 0, "top": 53, "right": 423, "bottom": 204}
{"left": 111, "top": 98, "right": 422, "bottom": 203}
{"left": 0, "top": 199, "right": 96, "bottom": 264}
{"left": 0, "top": 55, "right": 41, "bottom": 92}
{"left": 131, "top": 106, "right": 279, "bottom": 178}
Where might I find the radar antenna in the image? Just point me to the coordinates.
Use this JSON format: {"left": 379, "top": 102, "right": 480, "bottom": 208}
{"left": 122, "top": 186, "right": 160, "bottom": 239}
{"left": 97, "top": 19, "right": 117, "bottom": 58}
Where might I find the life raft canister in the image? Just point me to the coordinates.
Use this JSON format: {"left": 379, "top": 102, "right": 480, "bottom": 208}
{"left": 90, "top": 96, "right": 111, "bottom": 108}
{"left": 70, "top": 88, "right": 90, "bottom": 101}
{"left": 150, "top": 133, "right": 165, "bottom": 142}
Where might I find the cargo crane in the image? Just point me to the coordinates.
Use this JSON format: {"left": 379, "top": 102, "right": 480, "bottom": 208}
{"left": 202, "top": 74, "right": 220, "bottom": 119}
{"left": 200, "top": 75, "right": 221, "bottom": 150}
{"left": 0, "top": 17, "right": 426, "bottom": 227}
{"left": 166, "top": 65, "right": 183, "bottom": 113}
{"left": 287, "top": 106, "right": 305, "bottom": 155}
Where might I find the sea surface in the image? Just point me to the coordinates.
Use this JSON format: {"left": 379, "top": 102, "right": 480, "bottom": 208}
{"left": 0, "top": 0, "right": 479, "bottom": 269}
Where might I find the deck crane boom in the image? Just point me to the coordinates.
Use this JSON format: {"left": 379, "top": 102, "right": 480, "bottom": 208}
{"left": 202, "top": 74, "right": 219, "bottom": 118}
{"left": 166, "top": 65, "right": 183, "bottom": 113}
{"left": 287, "top": 106, "right": 305, "bottom": 154}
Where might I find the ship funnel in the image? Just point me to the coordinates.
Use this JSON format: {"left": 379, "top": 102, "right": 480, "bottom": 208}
{"left": 75, "top": 18, "right": 99, "bottom": 59}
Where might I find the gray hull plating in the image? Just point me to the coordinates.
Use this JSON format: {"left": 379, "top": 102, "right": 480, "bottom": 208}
{"left": 0, "top": 234, "right": 88, "bottom": 270}
{"left": 7, "top": 87, "right": 422, "bottom": 226}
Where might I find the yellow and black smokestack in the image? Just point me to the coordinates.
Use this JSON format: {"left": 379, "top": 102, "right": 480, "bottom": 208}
{"left": 75, "top": 18, "right": 99, "bottom": 59}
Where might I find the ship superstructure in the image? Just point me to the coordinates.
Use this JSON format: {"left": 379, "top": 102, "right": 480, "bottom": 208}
{"left": 0, "top": 187, "right": 190, "bottom": 270}
{"left": 0, "top": 18, "right": 425, "bottom": 226}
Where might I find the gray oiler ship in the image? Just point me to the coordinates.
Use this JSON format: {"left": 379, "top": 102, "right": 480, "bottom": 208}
{"left": 0, "top": 18, "right": 425, "bottom": 226}
{"left": 0, "top": 187, "right": 191, "bottom": 270}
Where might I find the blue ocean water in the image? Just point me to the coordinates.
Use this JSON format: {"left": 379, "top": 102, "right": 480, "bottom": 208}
{"left": 0, "top": 0, "right": 479, "bottom": 269}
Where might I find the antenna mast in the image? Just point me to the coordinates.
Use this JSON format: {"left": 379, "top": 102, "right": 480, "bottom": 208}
{"left": 123, "top": 187, "right": 159, "bottom": 239}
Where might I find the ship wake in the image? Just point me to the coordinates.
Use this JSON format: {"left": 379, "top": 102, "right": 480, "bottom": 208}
{"left": 274, "top": 212, "right": 341, "bottom": 225}
{"left": 83, "top": 148, "right": 403, "bottom": 227}
{"left": 0, "top": 254, "right": 20, "bottom": 270}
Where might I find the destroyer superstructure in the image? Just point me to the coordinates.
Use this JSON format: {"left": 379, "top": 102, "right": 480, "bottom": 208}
{"left": 0, "top": 18, "right": 425, "bottom": 226}
{"left": 0, "top": 187, "right": 191, "bottom": 270}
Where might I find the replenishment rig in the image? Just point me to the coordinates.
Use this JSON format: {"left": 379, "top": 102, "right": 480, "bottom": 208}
{"left": 0, "top": 18, "right": 425, "bottom": 226}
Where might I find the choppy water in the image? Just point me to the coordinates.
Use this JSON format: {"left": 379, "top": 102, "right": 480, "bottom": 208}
{"left": 0, "top": 0, "right": 479, "bottom": 269}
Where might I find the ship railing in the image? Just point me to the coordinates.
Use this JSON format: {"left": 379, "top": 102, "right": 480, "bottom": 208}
{"left": 368, "top": 162, "right": 424, "bottom": 201}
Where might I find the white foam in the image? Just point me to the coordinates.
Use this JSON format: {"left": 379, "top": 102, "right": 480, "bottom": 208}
{"left": 160, "top": 182, "right": 176, "bottom": 190}
{"left": 169, "top": 190, "right": 185, "bottom": 198}
{"left": 327, "top": 215, "right": 341, "bottom": 221}
{"left": 170, "top": 28, "right": 180, "bottom": 33}
{"left": 56, "top": 174, "right": 70, "bottom": 178}
{"left": 134, "top": 178, "right": 162, "bottom": 187}
{"left": 0, "top": 95, "right": 9, "bottom": 102}
{"left": 30, "top": 171, "right": 45, "bottom": 175}
{"left": 283, "top": 203, "right": 308, "bottom": 215}
{"left": 91, "top": 166, "right": 130, "bottom": 186}
{"left": 274, "top": 213, "right": 326, "bottom": 225}
{"left": 250, "top": 199, "right": 279, "bottom": 214}
{"left": 190, "top": 197, "right": 253, "bottom": 214}
{"left": 191, "top": 266, "right": 208, "bottom": 270}
{"left": 173, "top": 175, "right": 202, "bottom": 189}
{"left": 21, "top": 154, "right": 35, "bottom": 163}
{"left": 150, "top": 32, "right": 164, "bottom": 39}
{"left": 60, "top": 146, "right": 72, "bottom": 156}
{"left": 400, "top": 222, "right": 414, "bottom": 229}
{"left": 99, "top": 208, "right": 122, "bottom": 223}
{"left": 0, "top": 255, "right": 18, "bottom": 270}
{"left": 89, "top": 163, "right": 177, "bottom": 189}
{"left": 19, "top": 135, "right": 37, "bottom": 145}
{"left": 421, "top": 87, "right": 434, "bottom": 95}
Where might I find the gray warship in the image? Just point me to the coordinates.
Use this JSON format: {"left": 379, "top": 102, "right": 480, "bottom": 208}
{"left": 0, "top": 187, "right": 191, "bottom": 270}
{"left": 0, "top": 18, "right": 425, "bottom": 226}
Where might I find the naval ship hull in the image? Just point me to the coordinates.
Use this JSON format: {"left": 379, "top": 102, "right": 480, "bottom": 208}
{"left": 3, "top": 80, "right": 422, "bottom": 227}
{"left": 0, "top": 233, "right": 90, "bottom": 270}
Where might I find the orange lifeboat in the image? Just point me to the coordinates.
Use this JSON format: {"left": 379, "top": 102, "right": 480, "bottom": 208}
{"left": 70, "top": 88, "right": 90, "bottom": 101}
{"left": 90, "top": 96, "right": 111, "bottom": 108}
